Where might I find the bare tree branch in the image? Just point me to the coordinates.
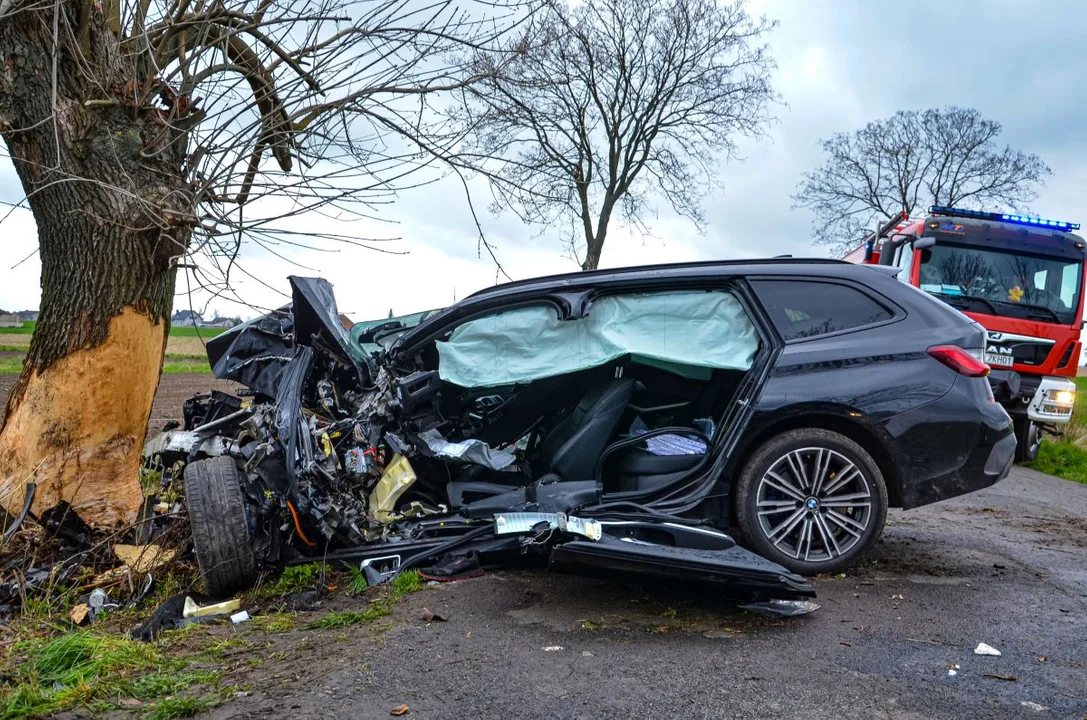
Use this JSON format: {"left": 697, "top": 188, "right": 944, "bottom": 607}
{"left": 794, "top": 106, "right": 1052, "bottom": 255}
{"left": 456, "top": 0, "right": 776, "bottom": 270}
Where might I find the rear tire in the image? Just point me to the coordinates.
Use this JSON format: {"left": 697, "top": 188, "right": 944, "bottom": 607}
{"left": 1014, "top": 418, "right": 1041, "bottom": 463}
{"left": 735, "top": 428, "right": 888, "bottom": 575}
{"left": 184, "top": 456, "right": 257, "bottom": 597}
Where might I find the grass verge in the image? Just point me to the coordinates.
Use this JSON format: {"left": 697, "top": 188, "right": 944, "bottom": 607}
{"left": 1, "top": 630, "right": 224, "bottom": 718}
{"left": 1026, "top": 376, "right": 1087, "bottom": 485}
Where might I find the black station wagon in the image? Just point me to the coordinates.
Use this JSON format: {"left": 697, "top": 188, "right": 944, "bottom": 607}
{"left": 144, "top": 259, "right": 1015, "bottom": 606}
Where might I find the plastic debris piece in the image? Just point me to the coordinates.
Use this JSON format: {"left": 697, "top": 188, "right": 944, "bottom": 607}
{"left": 70, "top": 603, "right": 90, "bottom": 625}
{"left": 974, "top": 642, "right": 1002, "bottom": 656}
{"left": 369, "top": 454, "right": 417, "bottom": 524}
{"left": 89, "top": 588, "right": 108, "bottom": 611}
{"left": 421, "top": 608, "right": 447, "bottom": 622}
{"left": 739, "top": 599, "right": 820, "bottom": 617}
{"left": 113, "top": 543, "right": 178, "bottom": 574}
{"left": 230, "top": 610, "right": 250, "bottom": 624}
{"left": 391, "top": 704, "right": 410, "bottom": 716}
{"left": 1020, "top": 701, "right": 1049, "bottom": 712}
{"left": 542, "top": 646, "right": 564, "bottom": 651}
{"left": 182, "top": 596, "right": 241, "bottom": 619}
{"left": 948, "top": 664, "right": 959, "bottom": 677}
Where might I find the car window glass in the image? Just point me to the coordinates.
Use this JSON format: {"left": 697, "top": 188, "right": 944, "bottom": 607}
{"left": 751, "top": 280, "right": 893, "bottom": 341}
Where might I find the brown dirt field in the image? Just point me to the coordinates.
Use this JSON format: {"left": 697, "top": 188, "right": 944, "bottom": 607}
{"left": 0, "top": 373, "right": 235, "bottom": 435}
{"left": 0, "top": 334, "right": 211, "bottom": 357}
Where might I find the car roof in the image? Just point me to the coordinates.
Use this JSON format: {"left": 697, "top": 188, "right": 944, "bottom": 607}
{"left": 461, "top": 257, "right": 881, "bottom": 301}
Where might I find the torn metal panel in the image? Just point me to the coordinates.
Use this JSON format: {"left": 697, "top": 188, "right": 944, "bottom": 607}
{"left": 416, "top": 429, "right": 517, "bottom": 470}
{"left": 205, "top": 305, "right": 294, "bottom": 398}
{"left": 142, "top": 430, "right": 236, "bottom": 459}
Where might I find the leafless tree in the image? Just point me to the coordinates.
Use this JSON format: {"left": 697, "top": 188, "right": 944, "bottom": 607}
{"left": 456, "top": 0, "right": 776, "bottom": 270}
{"left": 0, "top": 0, "right": 524, "bottom": 528}
{"left": 795, "top": 107, "right": 1051, "bottom": 254}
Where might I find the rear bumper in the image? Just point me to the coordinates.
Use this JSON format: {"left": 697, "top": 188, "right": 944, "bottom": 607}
{"left": 884, "top": 376, "right": 1015, "bottom": 510}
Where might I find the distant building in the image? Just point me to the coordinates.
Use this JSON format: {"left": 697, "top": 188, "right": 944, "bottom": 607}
{"left": 0, "top": 310, "right": 22, "bottom": 328}
{"left": 16, "top": 310, "right": 38, "bottom": 323}
{"left": 171, "top": 310, "right": 204, "bottom": 327}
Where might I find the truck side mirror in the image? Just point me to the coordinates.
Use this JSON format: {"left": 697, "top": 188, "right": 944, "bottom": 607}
{"left": 914, "top": 237, "right": 936, "bottom": 250}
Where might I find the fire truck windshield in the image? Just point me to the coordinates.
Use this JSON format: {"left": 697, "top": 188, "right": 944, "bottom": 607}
{"left": 917, "top": 242, "right": 1082, "bottom": 326}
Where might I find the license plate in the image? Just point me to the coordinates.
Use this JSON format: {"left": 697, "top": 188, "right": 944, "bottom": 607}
{"left": 985, "top": 352, "right": 1015, "bottom": 368}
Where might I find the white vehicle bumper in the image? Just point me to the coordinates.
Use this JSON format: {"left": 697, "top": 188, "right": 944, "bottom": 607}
{"left": 1027, "top": 376, "right": 1077, "bottom": 424}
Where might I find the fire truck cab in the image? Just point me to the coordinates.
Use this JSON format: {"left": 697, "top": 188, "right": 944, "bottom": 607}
{"left": 844, "top": 206, "right": 1084, "bottom": 462}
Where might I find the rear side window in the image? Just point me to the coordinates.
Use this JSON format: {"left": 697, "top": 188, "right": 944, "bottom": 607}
{"left": 751, "top": 280, "right": 893, "bottom": 341}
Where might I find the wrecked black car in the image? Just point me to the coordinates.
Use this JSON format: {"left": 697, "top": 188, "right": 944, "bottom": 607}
{"left": 144, "top": 259, "right": 1014, "bottom": 607}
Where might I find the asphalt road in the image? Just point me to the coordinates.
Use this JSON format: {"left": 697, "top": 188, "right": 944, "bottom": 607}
{"left": 210, "top": 466, "right": 1087, "bottom": 720}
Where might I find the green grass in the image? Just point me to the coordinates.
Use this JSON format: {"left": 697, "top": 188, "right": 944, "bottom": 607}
{"left": 304, "top": 605, "right": 391, "bottom": 630}
{"left": 0, "top": 322, "right": 223, "bottom": 338}
{"left": 161, "top": 360, "right": 211, "bottom": 374}
{"left": 0, "top": 356, "right": 209, "bottom": 374}
{"left": 249, "top": 563, "right": 323, "bottom": 601}
{"left": 1025, "top": 376, "right": 1087, "bottom": 485}
{"left": 167, "top": 326, "right": 227, "bottom": 338}
{"left": 0, "top": 630, "right": 222, "bottom": 718}
{"left": 391, "top": 570, "right": 423, "bottom": 597}
{"left": 0, "top": 321, "right": 34, "bottom": 334}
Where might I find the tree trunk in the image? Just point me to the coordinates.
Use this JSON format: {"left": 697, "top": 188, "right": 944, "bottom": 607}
{"left": 582, "top": 208, "right": 611, "bottom": 271}
{"left": 0, "top": 4, "right": 190, "bottom": 528}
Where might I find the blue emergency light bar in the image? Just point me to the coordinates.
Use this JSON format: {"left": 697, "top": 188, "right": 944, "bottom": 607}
{"left": 930, "top": 205, "right": 1080, "bottom": 232}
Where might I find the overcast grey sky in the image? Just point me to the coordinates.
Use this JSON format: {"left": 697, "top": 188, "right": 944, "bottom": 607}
{"left": 1, "top": 0, "right": 1085, "bottom": 321}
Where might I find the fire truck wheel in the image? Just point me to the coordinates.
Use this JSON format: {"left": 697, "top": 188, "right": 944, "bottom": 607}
{"left": 1014, "top": 418, "right": 1042, "bottom": 463}
{"left": 734, "top": 428, "right": 888, "bottom": 576}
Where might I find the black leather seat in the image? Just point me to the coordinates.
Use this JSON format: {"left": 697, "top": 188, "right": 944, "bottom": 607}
{"left": 447, "top": 377, "right": 637, "bottom": 507}
{"left": 534, "top": 377, "right": 637, "bottom": 481}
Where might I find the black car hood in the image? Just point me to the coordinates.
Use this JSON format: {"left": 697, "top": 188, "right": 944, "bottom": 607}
{"left": 205, "top": 276, "right": 368, "bottom": 397}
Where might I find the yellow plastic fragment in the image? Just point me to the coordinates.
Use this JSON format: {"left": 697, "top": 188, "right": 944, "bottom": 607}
{"left": 368, "top": 453, "right": 417, "bottom": 524}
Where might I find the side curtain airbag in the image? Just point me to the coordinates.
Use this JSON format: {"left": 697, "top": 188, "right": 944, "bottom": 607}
{"left": 436, "top": 291, "right": 757, "bottom": 388}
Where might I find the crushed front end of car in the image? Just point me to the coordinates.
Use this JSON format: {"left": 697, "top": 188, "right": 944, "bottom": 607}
{"left": 144, "top": 276, "right": 816, "bottom": 610}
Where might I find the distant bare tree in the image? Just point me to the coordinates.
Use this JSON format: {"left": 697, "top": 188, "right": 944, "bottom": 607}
{"left": 795, "top": 107, "right": 1051, "bottom": 254}
{"left": 458, "top": 0, "right": 776, "bottom": 270}
{"left": 0, "top": 0, "right": 522, "bottom": 528}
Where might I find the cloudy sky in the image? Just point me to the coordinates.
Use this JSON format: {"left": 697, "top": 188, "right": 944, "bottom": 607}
{"left": 2, "top": 0, "right": 1085, "bottom": 323}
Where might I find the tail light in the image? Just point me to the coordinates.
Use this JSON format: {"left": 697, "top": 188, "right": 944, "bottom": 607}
{"left": 928, "top": 345, "right": 990, "bottom": 377}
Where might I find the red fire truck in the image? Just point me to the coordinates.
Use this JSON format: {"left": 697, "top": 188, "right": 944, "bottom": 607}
{"left": 843, "top": 206, "right": 1083, "bottom": 462}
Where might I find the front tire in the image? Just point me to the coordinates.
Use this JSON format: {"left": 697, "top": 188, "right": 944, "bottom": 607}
{"left": 1014, "top": 418, "right": 1041, "bottom": 463}
{"left": 735, "top": 429, "right": 888, "bottom": 575}
{"left": 184, "top": 456, "right": 257, "bottom": 597}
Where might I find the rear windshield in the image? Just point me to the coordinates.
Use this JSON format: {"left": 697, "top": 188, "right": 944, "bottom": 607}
{"left": 918, "top": 243, "right": 1082, "bottom": 325}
